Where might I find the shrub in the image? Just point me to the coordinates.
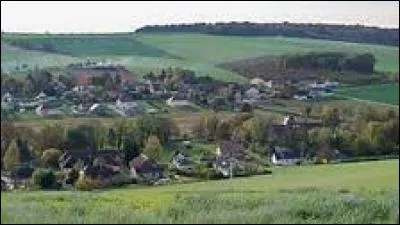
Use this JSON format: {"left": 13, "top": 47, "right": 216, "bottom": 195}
{"left": 106, "top": 173, "right": 133, "bottom": 187}
{"left": 65, "top": 168, "right": 80, "bottom": 185}
{"left": 31, "top": 168, "right": 58, "bottom": 189}
{"left": 55, "top": 171, "right": 66, "bottom": 182}
{"left": 41, "top": 149, "right": 62, "bottom": 169}
{"left": 75, "top": 175, "right": 103, "bottom": 191}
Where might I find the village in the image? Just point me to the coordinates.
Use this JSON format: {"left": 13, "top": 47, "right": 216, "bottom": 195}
{"left": 1, "top": 62, "right": 340, "bottom": 119}
{"left": 0, "top": 62, "right": 354, "bottom": 191}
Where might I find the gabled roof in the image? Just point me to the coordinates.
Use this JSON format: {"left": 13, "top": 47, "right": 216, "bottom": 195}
{"left": 130, "top": 154, "right": 163, "bottom": 174}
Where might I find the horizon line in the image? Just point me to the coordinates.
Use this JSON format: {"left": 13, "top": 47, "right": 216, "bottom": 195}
{"left": 1, "top": 21, "right": 399, "bottom": 34}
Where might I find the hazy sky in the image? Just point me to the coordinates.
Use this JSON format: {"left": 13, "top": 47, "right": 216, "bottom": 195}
{"left": 1, "top": 1, "right": 399, "bottom": 33}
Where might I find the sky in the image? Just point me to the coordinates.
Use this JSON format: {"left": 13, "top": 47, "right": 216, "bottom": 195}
{"left": 1, "top": 1, "right": 399, "bottom": 33}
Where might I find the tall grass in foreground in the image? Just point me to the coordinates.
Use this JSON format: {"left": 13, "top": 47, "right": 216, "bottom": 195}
{"left": 1, "top": 188, "right": 398, "bottom": 224}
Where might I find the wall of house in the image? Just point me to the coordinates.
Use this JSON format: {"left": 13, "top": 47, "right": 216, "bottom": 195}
{"left": 271, "top": 154, "right": 300, "bottom": 166}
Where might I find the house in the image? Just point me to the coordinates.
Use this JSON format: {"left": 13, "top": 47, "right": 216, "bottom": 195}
{"left": 116, "top": 98, "right": 138, "bottom": 116}
{"left": 214, "top": 157, "right": 245, "bottom": 178}
{"left": 129, "top": 154, "right": 164, "bottom": 182}
{"left": 59, "top": 149, "right": 97, "bottom": 172}
{"left": 268, "top": 116, "right": 322, "bottom": 146}
{"left": 171, "top": 152, "right": 196, "bottom": 172}
{"left": 271, "top": 146, "right": 301, "bottom": 166}
{"left": 214, "top": 140, "right": 247, "bottom": 177}
{"left": 67, "top": 64, "right": 136, "bottom": 87}
{"left": 34, "top": 91, "right": 48, "bottom": 102}
{"left": 35, "top": 105, "right": 63, "bottom": 117}
{"left": 250, "top": 78, "right": 266, "bottom": 86}
{"left": 1, "top": 92, "right": 14, "bottom": 103}
{"left": 330, "top": 149, "right": 353, "bottom": 162}
{"left": 60, "top": 149, "right": 124, "bottom": 180}
{"left": 166, "top": 97, "right": 190, "bottom": 107}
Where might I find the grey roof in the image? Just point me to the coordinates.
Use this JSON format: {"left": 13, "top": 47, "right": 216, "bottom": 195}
{"left": 273, "top": 147, "right": 300, "bottom": 160}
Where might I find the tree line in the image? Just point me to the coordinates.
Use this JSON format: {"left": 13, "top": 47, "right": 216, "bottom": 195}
{"left": 1, "top": 115, "right": 178, "bottom": 171}
{"left": 192, "top": 105, "right": 399, "bottom": 160}
{"left": 135, "top": 22, "right": 399, "bottom": 46}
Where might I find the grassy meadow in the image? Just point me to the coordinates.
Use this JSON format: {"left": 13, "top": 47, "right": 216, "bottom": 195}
{"left": 1, "top": 160, "right": 399, "bottom": 224}
{"left": 336, "top": 84, "right": 400, "bottom": 105}
{"left": 2, "top": 33, "right": 399, "bottom": 82}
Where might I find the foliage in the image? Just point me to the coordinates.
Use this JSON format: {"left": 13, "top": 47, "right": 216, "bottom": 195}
{"left": 137, "top": 22, "right": 399, "bottom": 46}
{"left": 38, "top": 123, "right": 65, "bottom": 155}
{"left": 75, "top": 175, "right": 103, "bottom": 191}
{"left": 123, "top": 137, "right": 140, "bottom": 167}
{"left": 40, "top": 148, "right": 62, "bottom": 169}
{"left": 65, "top": 167, "right": 80, "bottom": 185}
{"left": 194, "top": 111, "right": 219, "bottom": 140}
{"left": 321, "top": 106, "right": 341, "bottom": 128}
{"left": 31, "top": 168, "right": 58, "bottom": 189}
{"left": 3, "top": 139, "right": 21, "bottom": 171}
{"left": 66, "top": 124, "right": 96, "bottom": 150}
{"left": 143, "top": 136, "right": 163, "bottom": 160}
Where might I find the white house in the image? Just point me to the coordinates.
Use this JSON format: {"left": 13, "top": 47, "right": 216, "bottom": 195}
{"left": 166, "top": 97, "right": 190, "bottom": 107}
{"left": 250, "top": 78, "right": 266, "bottom": 86}
{"left": 271, "top": 147, "right": 301, "bottom": 166}
{"left": 116, "top": 98, "right": 138, "bottom": 115}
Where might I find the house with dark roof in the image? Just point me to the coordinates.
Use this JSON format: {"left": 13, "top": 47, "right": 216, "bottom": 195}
{"left": 59, "top": 149, "right": 123, "bottom": 172}
{"left": 171, "top": 151, "right": 196, "bottom": 172}
{"left": 129, "top": 154, "right": 164, "bottom": 181}
{"left": 271, "top": 146, "right": 301, "bottom": 166}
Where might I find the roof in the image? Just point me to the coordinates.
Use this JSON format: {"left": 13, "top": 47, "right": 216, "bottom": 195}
{"left": 130, "top": 154, "right": 164, "bottom": 174}
{"left": 273, "top": 147, "right": 300, "bottom": 160}
{"left": 172, "top": 153, "right": 194, "bottom": 166}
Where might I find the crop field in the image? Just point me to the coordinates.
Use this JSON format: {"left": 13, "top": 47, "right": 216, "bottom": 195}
{"left": 336, "top": 84, "right": 400, "bottom": 105}
{"left": 2, "top": 33, "right": 398, "bottom": 82}
{"left": 1, "top": 160, "right": 398, "bottom": 224}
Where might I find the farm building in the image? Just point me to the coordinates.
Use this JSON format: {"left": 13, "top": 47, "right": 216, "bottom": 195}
{"left": 166, "top": 97, "right": 190, "bottom": 107}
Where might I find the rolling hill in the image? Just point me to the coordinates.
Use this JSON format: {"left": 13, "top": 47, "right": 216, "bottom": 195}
{"left": 1, "top": 33, "right": 399, "bottom": 83}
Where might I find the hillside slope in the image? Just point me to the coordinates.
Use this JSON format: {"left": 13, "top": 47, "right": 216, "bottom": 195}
{"left": 2, "top": 33, "right": 398, "bottom": 82}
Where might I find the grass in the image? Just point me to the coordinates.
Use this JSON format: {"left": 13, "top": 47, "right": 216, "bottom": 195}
{"left": 336, "top": 84, "right": 399, "bottom": 105}
{"left": 1, "top": 160, "right": 399, "bottom": 224}
{"left": 2, "top": 33, "right": 398, "bottom": 82}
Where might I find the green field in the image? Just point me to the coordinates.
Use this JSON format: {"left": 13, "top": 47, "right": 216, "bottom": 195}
{"left": 1, "top": 160, "right": 399, "bottom": 224}
{"left": 2, "top": 33, "right": 399, "bottom": 82}
{"left": 336, "top": 84, "right": 400, "bottom": 105}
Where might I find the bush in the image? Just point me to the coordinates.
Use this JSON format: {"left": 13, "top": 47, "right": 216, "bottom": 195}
{"left": 106, "top": 173, "right": 133, "bottom": 187}
{"left": 31, "top": 168, "right": 58, "bottom": 189}
{"left": 65, "top": 168, "right": 80, "bottom": 185}
{"left": 41, "top": 149, "right": 62, "bottom": 169}
{"left": 75, "top": 175, "right": 103, "bottom": 191}
{"left": 55, "top": 171, "right": 66, "bottom": 182}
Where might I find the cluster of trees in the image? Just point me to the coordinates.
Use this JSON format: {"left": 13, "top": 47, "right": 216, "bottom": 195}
{"left": 192, "top": 106, "right": 399, "bottom": 159}
{"left": 1, "top": 68, "right": 69, "bottom": 98}
{"left": 220, "top": 52, "right": 388, "bottom": 85}
{"left": 136, "top": 22, "right": 399, "bottom": 46}
{"left": 1, "top": 115, "right": 179, "bottom": 171}
{"left": 283, "top": 52, "right": 376, "bottom": 74}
